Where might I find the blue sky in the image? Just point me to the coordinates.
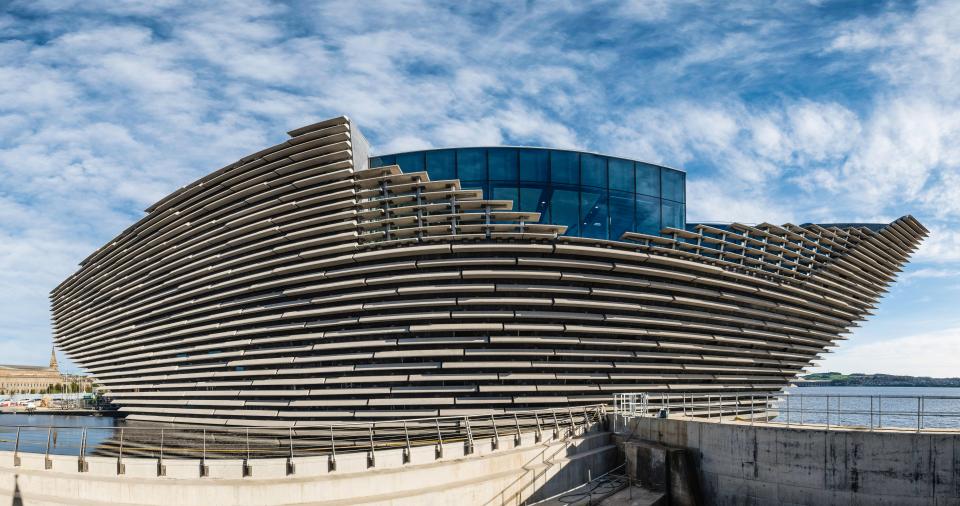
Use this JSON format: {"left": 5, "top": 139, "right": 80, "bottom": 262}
{"left": 1, "top": 0, "right": 958, "bottom": 375}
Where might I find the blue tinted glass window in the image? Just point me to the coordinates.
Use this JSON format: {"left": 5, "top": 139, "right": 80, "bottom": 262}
{"left": 488, "top": 148, "right": 518, "bottom": 181}
{"left": 580, "top": 190, "right": 608, "bottom": 239}
{"left": 491, "top": 184, "right": 519, "bottom": 206}
{"left": 550, "top": 151, "right": 580, "bottom": 185}
{"left": 662, "top": 169, "right": 685, "bottom": 203}
{"left": 550, "top": 188, "right": 579, "bottom": 236}
{"left": 608, "top": 159, "right": 633, "bottom": 193}
{"left": 519, "top": 185, "right": 550, "bottom": 217}
{"left": 457, "top": 148, "right": 486, "bottom": 180}
{"left": 519, "top": 149, "right": 549, "bottom": 182}
{"left": 460, "top": 179, "right": 487, "bottom": 194}
{"left": 636, "top": 195, "right": 661, "bottom": 235}
{"left": 581, "top": 154, "right": 607, "bottom": 189}
{"left": 661, "top": 200, "right": 684, "bottom": 229}
{"left": 609, "top": 191, "right": 635, "bottom": 240}
{"left": 636, "top": 163, "right": 660, "bottom": 197}
{"left": 396, "top": 152, "right": 424, "bottom": 173}
{"left": 425, "top": 150, "right": 455, "bottom": 180}
{"left": 370, "top": 155, "right": 394, "bottom": 168}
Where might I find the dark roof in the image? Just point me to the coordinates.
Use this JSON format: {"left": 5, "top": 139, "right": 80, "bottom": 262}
{"left": 0, "top": 364, "right": 49, "bottom": 370}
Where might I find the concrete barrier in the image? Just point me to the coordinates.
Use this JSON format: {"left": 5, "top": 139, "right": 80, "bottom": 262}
{"left": 0, "top": 424, "right": 617, "bottom": 505}
{"left": 613, "top": 415, "right": 960, "bottom": 505}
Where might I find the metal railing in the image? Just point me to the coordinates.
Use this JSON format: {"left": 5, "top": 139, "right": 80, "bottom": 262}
{"left": 0, "top": 405, "right": 605, "bottom": 474}
{"left": 612, "top": 392, "right": 960, "bottom": 433}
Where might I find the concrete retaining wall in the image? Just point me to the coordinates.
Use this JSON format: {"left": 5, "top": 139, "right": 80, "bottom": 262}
{"left": 614, "top": 415, "right": 960, "bottom": 506}
{"left": 0, "top": 425, "right": 617, "bottom": 505}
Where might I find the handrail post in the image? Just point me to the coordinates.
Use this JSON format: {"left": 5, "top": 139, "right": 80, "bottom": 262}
{"left": 200, "top": 429, "right": 208, "bottom": 477}
{"left": 826, "top": 395, "right": 830, "bottom": 431}
{"left": 552, "top": 412, "right": 561, "bottom": 439}
{"left": 286, "top": 427, "right": 295, "bottom": 475}
{"left": 13, "top": 427, "right": 20, "bottom": 467}
{"left": 582, "top": 407, "right": 590, "bottom": 433}
{"left": 116, "top": 427, "right": 125, "bottom": 475}
{"left": 870, "top": 397, "right": 874, "bottom": 431}
{"left": 917, "top": 397, "right": 922, "bottom": 433}
{"left": 612, "top": 395, "right": 618, "bottom": 432}
{"left": 402, "top": 421, "right": 411, "bottom": 464}
{"left": 367, "top": 424, "right": 376, "bottom": 468}
{"left": 490, "top": 414, "right": 500, "bottom": 450}
{"left": 44, "top": 427, "right": 52, "bottom": 470}
{"left": 463, "top": 416, "right": 474, "bottom": 455}
{"left": 800, "top": 395, "right": 804, "bottom": 426}
{"left": 750, "top": 395, "right": 754, "bottom": 426}
{"left": 785, "top": 393, "right": 790, "bottom": 427}
{"left": 328, "top": 425, "right": 337, "bottom": 471}
{"left": 719, "top": 395, "right": 723, "bottom": 423}
{"left": 878, "top": 395, "right": 882, "bottom": 428}
{"left": 78, "top": 427, "right": 88, "bottom": 472}
{"left": 243, "top": 427, "right": 252, "bottom": 477}
{"left": 567, "top": 408, "right": 576, "bottom": 437}
{"left": 534, "top": 413, "right": 543, "bottom": 443}
{"left": 158, "top": 428, "right": 165, "bottom": 476}
{"left": 513, "top": 414, "right": 522, "bottom": 446}
{"left": 435, "top": 419, "right": 444, "bottom": 459}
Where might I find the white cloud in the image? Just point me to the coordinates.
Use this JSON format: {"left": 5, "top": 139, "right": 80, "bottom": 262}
{"left": 914, "top": 226, "right": 960, "bottom": 263}
{"left": 0, "top": 0, "right": 959, "bottom": 372}
{"left": 814, "top": 327, "right": 960, "bottom": 377}
{"left": 901, "top": 268, "right": 960, "bottom": 280}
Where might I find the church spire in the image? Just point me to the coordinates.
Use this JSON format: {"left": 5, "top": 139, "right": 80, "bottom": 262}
{"left": 49, "top": 347, "right": 58, "bottom": 371}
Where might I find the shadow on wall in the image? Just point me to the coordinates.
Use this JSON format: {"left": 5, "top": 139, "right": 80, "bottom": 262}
{"left": 482, "top": 429, "right": 616, "bottom": 505}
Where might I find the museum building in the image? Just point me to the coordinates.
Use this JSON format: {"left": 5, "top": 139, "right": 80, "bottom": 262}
{"left": 49, "top": 116, "right": 927, "bottom": 426}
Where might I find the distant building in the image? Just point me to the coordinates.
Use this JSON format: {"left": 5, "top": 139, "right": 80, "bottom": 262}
{"left": 0, "top": 348, "right": 63, "bottom": 395}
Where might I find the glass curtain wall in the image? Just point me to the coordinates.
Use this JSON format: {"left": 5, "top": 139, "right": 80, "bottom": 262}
{"left": 370, "top": 147, "right": 685, "bottom": 240}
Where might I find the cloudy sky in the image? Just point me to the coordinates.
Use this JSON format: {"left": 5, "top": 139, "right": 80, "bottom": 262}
{"left": 1, "top": 0, "right": 958, "bottom": 376}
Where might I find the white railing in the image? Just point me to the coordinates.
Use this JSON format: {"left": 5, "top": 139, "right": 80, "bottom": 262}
{"left": 611, "top": 392, "right": 960, "bottom": 433}
{"left": 0, "top": 404, "right": 606, "bottom": 475}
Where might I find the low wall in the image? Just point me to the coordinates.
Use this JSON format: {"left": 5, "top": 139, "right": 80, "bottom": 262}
{"left": 0, "top": 425, "right": 617, "bottom": 506}
{"left": 613, "top": 415, "right": 960, "bottom": 505}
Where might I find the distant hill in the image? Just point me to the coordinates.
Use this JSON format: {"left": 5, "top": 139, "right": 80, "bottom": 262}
{"left": 799, "top": 372, "right": 960, "bottom": 387}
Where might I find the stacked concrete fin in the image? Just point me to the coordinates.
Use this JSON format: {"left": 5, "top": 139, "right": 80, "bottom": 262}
{"left": 50, "top": 116, "right": 927, "bottom": 426}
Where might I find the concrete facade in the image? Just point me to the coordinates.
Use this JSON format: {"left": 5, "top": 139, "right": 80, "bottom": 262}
{"left": 0, "top": 424, "right": 616, "bottom": 506}
{"left": 49, "top": 115, "right": 928, "bottom": 425}
{"left": 614, "top": 415, "right": 960, "bottom": 505}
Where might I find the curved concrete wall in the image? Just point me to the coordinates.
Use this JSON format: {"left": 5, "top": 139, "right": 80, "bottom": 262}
{"left": 49, "top": 115, "right": 928, "bottom": 425}
{"left": 615, "top": 415, "right": 960, "bottom": 505}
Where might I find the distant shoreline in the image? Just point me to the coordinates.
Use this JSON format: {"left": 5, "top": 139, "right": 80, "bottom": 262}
{"left": 799, "top": 372, "right": 960, "bottom": 388}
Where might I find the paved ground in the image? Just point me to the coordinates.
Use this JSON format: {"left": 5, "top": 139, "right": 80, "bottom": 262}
{"left": 599, "top": 486, "right": 665, "bottom": 506}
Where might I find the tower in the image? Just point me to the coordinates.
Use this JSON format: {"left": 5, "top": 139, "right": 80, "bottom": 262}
{"left": 49, "top": 347, "right": 58, "bottom": 371}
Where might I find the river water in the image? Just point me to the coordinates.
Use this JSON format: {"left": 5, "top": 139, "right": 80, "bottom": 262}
{"left": 1, "top": 387, "right": 959, "bottom": 456}
{"left": 771, "top": 385, "right": 960, "bottom": 429}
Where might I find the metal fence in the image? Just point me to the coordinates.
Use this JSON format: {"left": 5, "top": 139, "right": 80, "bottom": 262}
{"left": 612, "top": 392, "right": 960, "bottom": 432}
{"left": 0, "top": 404, "right": 606, "bottom": 472}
